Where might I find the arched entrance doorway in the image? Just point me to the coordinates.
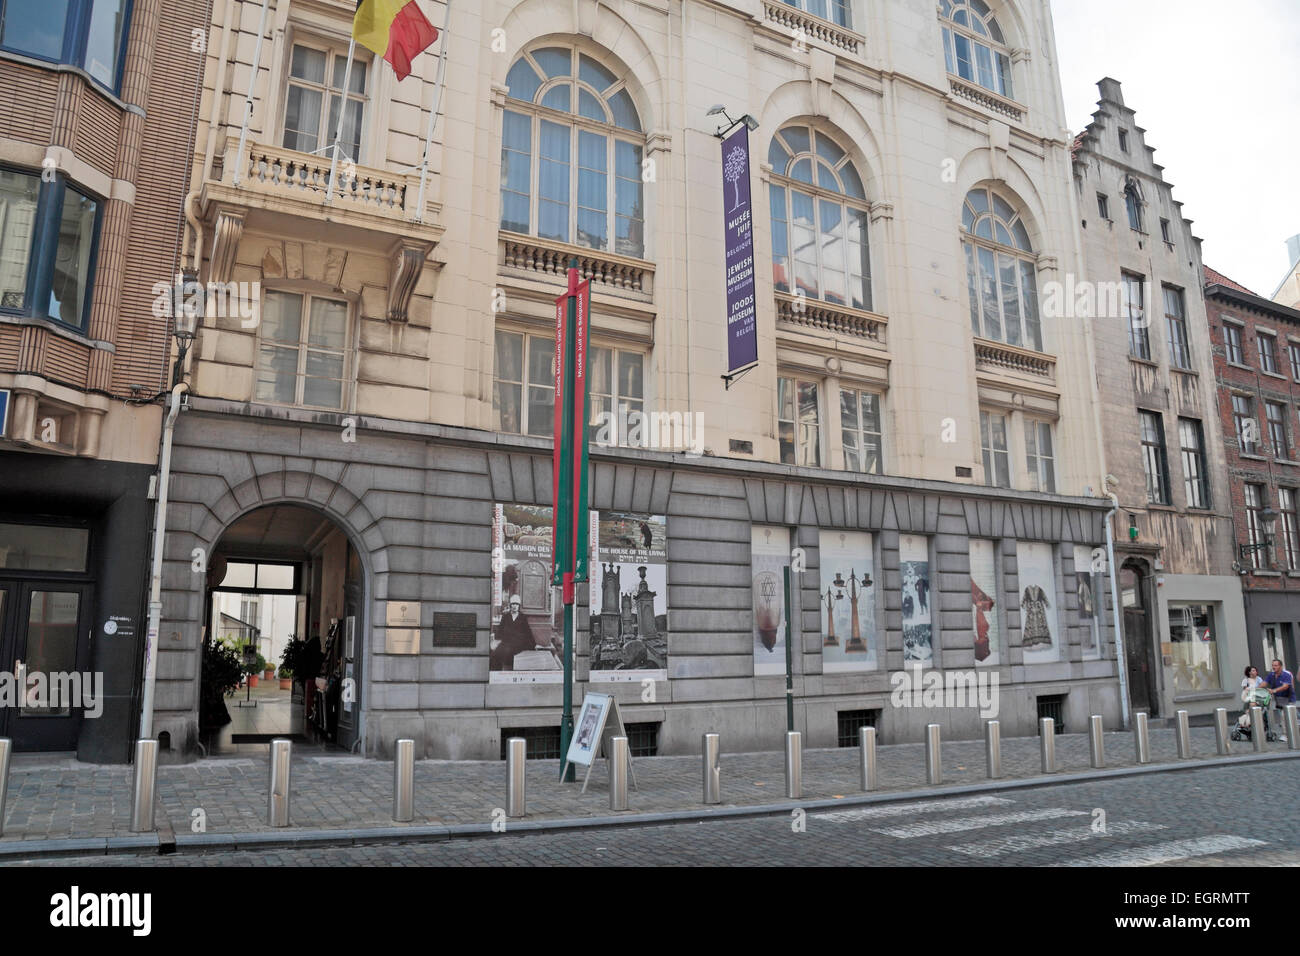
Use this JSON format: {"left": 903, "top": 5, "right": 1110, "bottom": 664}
{"left": 201, "top": 504, "right": 366, "bottom": 754}
{"left": 1120, "top": 559, "right": 1158, "bottom": 717}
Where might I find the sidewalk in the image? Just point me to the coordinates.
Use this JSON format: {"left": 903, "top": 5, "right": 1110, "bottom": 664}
{"left": 1, "top": 726, "right": 1295, "bottom": 856}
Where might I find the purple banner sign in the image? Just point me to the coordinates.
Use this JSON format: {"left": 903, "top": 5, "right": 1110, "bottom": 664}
{"left": 721, "top": 124, "right": 758, "bottom": 374}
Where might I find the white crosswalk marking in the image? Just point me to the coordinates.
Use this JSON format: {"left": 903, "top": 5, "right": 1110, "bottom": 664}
{"left": 813, "top": 795, "right": 1013, "bottom": 823}
{"left": 1060, "top": 835, "right": 1267, "bottom": 867}
{"left": 948, "top": 820, "right": 1167, "bottom": 858}
{"left": 873, "top": 807, "right": 1087, "bottom": 839}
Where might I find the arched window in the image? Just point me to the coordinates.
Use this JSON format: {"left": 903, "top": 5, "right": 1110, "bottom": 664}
{"left": 962, "top": 186, "right": 1041, "bottom": 351}
{"left": 1124, "top": 179, "right": 1143, "bottom": 232}
{"left": 499, "top": 47, "right": 645, "bottom": 259}
{"left": 768, "top": 125, "right": 871, "bottom": 311}
{"left": 939, "top": 0, "right": 1014, "bottom": 99}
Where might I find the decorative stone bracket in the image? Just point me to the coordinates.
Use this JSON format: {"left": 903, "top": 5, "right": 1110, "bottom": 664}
{"left": 387, "top": 239, "right": 435, "bottom": 322}
{"left": 208, "top": 207, "right": 246, "bottom": 285}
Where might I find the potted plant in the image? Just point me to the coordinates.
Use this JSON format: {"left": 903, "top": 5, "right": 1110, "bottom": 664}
{"left": 263, "top": 659, "right": 276, "bottom": 681}
{"left": 200, "top": 637, "right": 245, "bottom": 733}
{"left": 245, "top": 651, "right": 265, "bottom": 688}
{"left": 280, "top": 636, "right": 307, "bottom": 688}
{"left": 278, "top": 665, "right": 293, "bottom": 691}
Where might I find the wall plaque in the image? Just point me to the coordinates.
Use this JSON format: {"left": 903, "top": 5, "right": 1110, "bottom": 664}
{"left": 432, "top": 612, "right": 477, "bottom": 648}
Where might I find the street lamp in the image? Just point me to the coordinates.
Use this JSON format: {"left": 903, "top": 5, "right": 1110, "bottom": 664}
{"left": 171, "top": 268, "right": 199, "bottom": 387}
{"left": 1240, "top": 506, "right": 1279, "bottom": 567}
{"left": 707, "top": 103, "right": 759, "bottom": 137}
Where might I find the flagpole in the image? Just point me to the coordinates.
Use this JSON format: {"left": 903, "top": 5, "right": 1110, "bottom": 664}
{"left": 232, "top": 0, "right": 272, "bottom": 186}
{"left": 413, "top": 0, "right": 452, "bottom": 222}
{"left": 326, "top": 37, "right": 358, "bottom": 203}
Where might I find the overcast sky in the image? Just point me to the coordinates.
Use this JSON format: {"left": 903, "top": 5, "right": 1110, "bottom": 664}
{"left": 1050, "top": 0, "right": 1300, "bottom": 296}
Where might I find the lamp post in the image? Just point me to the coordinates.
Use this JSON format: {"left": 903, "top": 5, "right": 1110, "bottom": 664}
{"left": 171, "top": 269, "right": 199, "bottom": 387}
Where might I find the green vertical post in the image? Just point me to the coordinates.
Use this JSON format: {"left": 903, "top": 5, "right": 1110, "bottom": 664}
{"left": 784, "top": 565, "right": 794, "bottom": 733}
{"left": 557, "top": 259, "right": 579, "bottom": 782}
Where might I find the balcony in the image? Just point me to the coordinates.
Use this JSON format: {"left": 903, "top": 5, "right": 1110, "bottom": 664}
{"left": 775, "top": 291, "right": 886, "bottom": 343}
{"left": 760, "top": 0, "right": 863, "bottom": 55}
{"left": 499, "top": 232, "right": 654, "bottom": 300}
{"left": 973, "top": 337, "right": 1056, "bottom": 383}
{"left": 947, "top": 75, "right": 1025, "bottom": 123}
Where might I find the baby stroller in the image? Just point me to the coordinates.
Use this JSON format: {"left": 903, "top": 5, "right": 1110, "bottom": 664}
{"left": 1231, "top": 687, "right": 1280, "bottom": 742}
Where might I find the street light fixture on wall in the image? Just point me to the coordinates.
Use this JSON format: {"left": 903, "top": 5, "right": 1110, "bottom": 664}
{"left": 1239, "top": 506, "right": 1279, "bottom": 567}
{"left": 171, "top": 268, "right": 199, "bottom": 387}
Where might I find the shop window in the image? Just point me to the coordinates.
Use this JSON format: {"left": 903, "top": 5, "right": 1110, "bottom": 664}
{"left": 0, "top": 168, "right": 101, "bottom": 331}
{"left": 1169, "top": 604, "right": 1220, "bottom": 693}
{"left": 0, "top": 523, "right": 89, "bottom": 572}
{"left": 0, "top": 0, "right": 130, "bottom": 91}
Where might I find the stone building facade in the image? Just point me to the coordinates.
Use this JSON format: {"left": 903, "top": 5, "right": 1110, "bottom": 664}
{"left": 1070, "top": 78, "right": 1244, "bottom": 722}
{"left": 1205, "top": 268, "right": 1300, "bottom": 676}
{"left": 0, "top": 0, "right": 205, "bottom": 758}
{"left": 151, "top": 0, "right": 1128, "bottom": 759}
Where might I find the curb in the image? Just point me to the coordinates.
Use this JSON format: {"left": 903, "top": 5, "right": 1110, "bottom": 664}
{"left": 2, "top": 747, "right": 1297, "bottom": 860}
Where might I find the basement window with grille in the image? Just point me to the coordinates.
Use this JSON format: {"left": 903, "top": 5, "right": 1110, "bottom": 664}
{"left": 624, "top": 722, "right": 660, "bottom": 757}
{"left": 837, "top": 709, "right": 880, "bottom": 747}
{"left": 499, "top": 726, "right": 562, "bottom": 760}
{"left": 1036, "top": 695, "right": 1066, "bottom": 734}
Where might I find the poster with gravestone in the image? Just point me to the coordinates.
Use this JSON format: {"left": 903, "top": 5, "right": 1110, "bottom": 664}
{"left": 819, "top": 530, "right": 877, "bottom": 672}
{"left": 899, "top": 535, "right": 932, "bottom": 664}
{"left": 489, "top": 504, "right": 563, "bottom": 683}
{"left": 969, "top": 538, "right": 1001, "bottom": 667}
{"left": 588, "top": 511, "right": 668, "bottom": 683}
{"left": 751, "top": 526, "right": 790, "bottom": 676}
{"left": 1018, "top": 541, "right": 1060, "bottom": 664}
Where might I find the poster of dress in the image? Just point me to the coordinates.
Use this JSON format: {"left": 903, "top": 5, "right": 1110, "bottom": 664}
{"left": 900, "top": 535, "right": 932, "bottom": 664}
{"left": 1018, "top": 541, "right": 1060, "bottom": 664}
{"left": 751, "top": 526, "right": 791, "bottom": 676}
{"left": 489, "top": 504, "right": 564, "bottom": 683}
{"left": 1073, "top": 544, "right": 1103, "bottom": 661}
{"left": 969, "top": 539, "right": 1000, "bottom": 667}
{"left": 818, "top": 530, "right": 877, "bottom": 671}
{"left": 589, "top": 511, "right": 668, "bottom": 682}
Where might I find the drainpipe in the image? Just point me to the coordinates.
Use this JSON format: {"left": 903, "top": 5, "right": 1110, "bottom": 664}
{"left": 139, "top": 382, "right": 190, "bottom": 741}
{"left": 1105, "top": 488, "right": 1131, "bottom": 730}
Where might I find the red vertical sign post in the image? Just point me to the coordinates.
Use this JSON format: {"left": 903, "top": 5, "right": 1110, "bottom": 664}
{"left": 551, "top": 260, "right": 590, "bottom": 780}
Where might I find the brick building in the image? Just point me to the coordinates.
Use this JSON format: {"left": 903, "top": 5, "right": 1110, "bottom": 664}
{"left": 0, "top": 0, "right": 207, "bottom": 758}
{"left": 1205, "top": 267, "right": 1300, "bottom": 672}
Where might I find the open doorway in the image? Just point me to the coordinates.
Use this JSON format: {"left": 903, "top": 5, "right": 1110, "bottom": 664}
{"left": 200, "top": 504, "right": 365, "bottom": 755}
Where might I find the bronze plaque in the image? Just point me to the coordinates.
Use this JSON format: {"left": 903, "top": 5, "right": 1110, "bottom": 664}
{"left": 433, "top": 612, "right": 478, "bottom": 648}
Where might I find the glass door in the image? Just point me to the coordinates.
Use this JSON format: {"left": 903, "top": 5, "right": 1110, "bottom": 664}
{"left": 0, "top": 583, "right": 93, "bottom": 751}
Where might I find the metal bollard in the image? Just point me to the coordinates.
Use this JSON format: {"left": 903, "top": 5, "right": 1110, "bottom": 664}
{"left": 1134, "top": 712, "right": 1150, "bottom": 764}
{"left": 1250, "top": 706, "right": 1265, "bottom": 753}
{"left": 129, "top": 739, "right": 159, "bottom": 833}
{"left": 393, "top": 738, "right": 414, "bottom": 823}
{"left": 859, "top": 726, "right": 877, "bottom": 792}
{"left": 984, "top": 720, "right": 1001, "bottom": 779}
{"left": 609, "top": 736, "right": 629, "bottom": 811}
{"left": 506, "top": 737, "right": 526, "bottom": 818}
{"left": 1214, "top": 707, "right": 1231, "bottom": 755}
{"left": 925, "top": 723, "right": 942, "bottom": 785}
{"left": 1088, "top": 715, "right": 1105, "bottom": 768}
{"left": 702, "top": 733, "right": 721, "bottom": 805}
{"left": 1287, "top": 705, "right": 1300, "bottom": 751}
{"left": 1039, "top": 717, "right": 1056, "bottom": 773}
{"left": 268, "top": 738, "right": 292, "bottom": 827}
{"left": 1175, "top": 710, "right": 1192, "bottom": 759}
{"left": 0, "top": 738, "right": 11, "bottom": 838}
{"left": 784, "top": 731, "right": 802, "bottom": 799}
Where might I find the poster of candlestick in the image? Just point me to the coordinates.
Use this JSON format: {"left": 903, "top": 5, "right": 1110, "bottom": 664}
{"left": 751, "top": 526, "right": 791, "bottom": 676}
{"left": 1073, "top": 544, "right": 1103, "bottom": 661}
{"left": 818, "top": 530, "right": 877, "bottom": 672}
{"left": 969, "top": 539, "right": 1001, "bottom": 667}
{"left": 900, "top": 535, "right": 932, "bottom": 664}
{"left": 1018, "top": 541, "right": 1060, "bottom": 664}
{"left": 489, "top": 504, "right": 564, "bottom": 683}
{"left": 588, "top": 511, "right": 668, "bottom": 682}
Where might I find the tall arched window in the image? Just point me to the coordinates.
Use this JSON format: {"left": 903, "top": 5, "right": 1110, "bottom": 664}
{"left": 768, "top": 125, "right": 871, "bottom": 312}
{"left": 499, "top": 47, "right": 646, "bottom": 259}
{"left": 1124, "top": 178, "right": 1143, "bottom": 232}
{"left": 939, "top": 0, "right": 1014, "bottom": 99}
{"left": 962, "top": 186, "right": 1041, "bottom": 351}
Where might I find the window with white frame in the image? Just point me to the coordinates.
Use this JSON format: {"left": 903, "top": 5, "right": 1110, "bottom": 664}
{"left": 980, "top": 409, "right": 1010, "bottom": 488}
{"left": 1124, "top": 179, "right": 1143, "bottom": 232}
{"left": 1164, "top": 285, "right": 1190, "bottom": 369}
{"left": 840, "top": 387, "right": 882, "bottom": 474}
{"left": 768, "top": 125, "right": 871, "bottom": 311}
{"left": 1244, "top": 483, "right": 1268, "bottom": 569}
{"left": 963, "top": 186, "right": 1041, "bottom": 351}
{"left": 1258, "top": 332, "right": 1278, "bottom": 374}
{"left": 493, "top": 329, "right": 554, "bottom": 438}
{"left": 588, "top": 345, "right": 644, "bottom": 447}
{"left": 1280, "top": 487, "right": 1300, "bottom": 570}
{"left": 778, "top": 376, "right": 821, "bottom": 467}
{"left": 1289, "top": 342, "right": 1300, "bottom": 381}
{"left": 1024, "top": 419, "right": 1056, "bottom": 493}
{"left": 781, "top": 0, "right": 851, "bottom": 28}
{"left": 1232, "top": 393, "right": 1258, "bottom": 453}
{"left": 1178, "top": 417, "right": 1210, "bottom": 510}
{"left": 1138, "top": 410, "right": 1170, "bottom": 505}
{"left": 1224, "top": 323, "right": 1244, "bottom": 364}
{"left": 500, "top": 47, "right": 645, "bottom": 258}
{"left": 256, "top": 291, "right": 349, "bottom": 409}
{"left": 1266, "top": 400, "right": 1289, "bottom": 458}
{"left": 283, "top": 43, "right": 368, "bottom": 163}
{"left": 939, "top": 0, "right": 1014, "bottom": 99}
{"left": 1124, "top": 272, "right": 1148, "bottom": 360}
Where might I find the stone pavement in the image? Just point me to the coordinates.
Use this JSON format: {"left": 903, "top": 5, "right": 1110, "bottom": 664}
{"left": 0, "top": 726, "right": 1295, "bottom": 851}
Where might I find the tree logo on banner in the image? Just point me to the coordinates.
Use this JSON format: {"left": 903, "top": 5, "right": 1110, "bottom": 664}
{"left": 724, "top": 145, "right": 746, "bottom": 211}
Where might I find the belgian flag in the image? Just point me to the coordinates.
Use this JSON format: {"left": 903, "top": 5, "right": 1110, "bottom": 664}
{"left": 353, "top": 0, "right": 438, "bottom": 81}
